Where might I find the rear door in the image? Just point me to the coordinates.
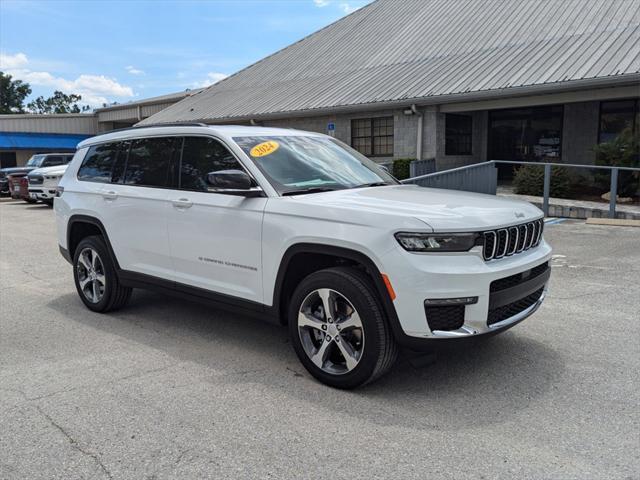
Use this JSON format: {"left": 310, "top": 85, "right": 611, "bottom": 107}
{"left": 79, "top": 137, "right": 178, "bottom": 279}
{"left": 167, "top": 136, "right": 266, "bottom": 303}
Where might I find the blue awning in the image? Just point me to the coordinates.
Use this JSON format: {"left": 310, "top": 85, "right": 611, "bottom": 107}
{"left": 0, "top": 132, "right": 92, "bottom": 150}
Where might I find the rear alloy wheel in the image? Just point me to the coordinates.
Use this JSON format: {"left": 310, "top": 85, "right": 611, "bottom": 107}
{"left": 76, "top": 247, "right": 106, "bottom": 304}
{"left": 289, "top": 267, "right": 397, "bottom": 389}
{"left": 73, "top": 235, "right": 132, "bottom": 312}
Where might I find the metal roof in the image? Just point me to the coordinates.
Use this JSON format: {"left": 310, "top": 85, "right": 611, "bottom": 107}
{"left": 141, "top": 0, "right": 640, "bottom": 125}
{"left": 95, "top": 88, "right": 205, "bottom": 113}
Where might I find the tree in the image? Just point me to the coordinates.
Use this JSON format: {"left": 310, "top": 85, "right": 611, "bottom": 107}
{"left": 0, "top": 72, "right": 32, "bottom": 113}
{"left": 27, "top": 90, "right": 91, "bottom": 114}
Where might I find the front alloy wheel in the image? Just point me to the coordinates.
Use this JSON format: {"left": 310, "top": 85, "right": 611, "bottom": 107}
{"left": 288, "top": 267, "right": 398, "bottom": 389}
{"left": 298, "top": 288, "right": 365, "bottom": 375}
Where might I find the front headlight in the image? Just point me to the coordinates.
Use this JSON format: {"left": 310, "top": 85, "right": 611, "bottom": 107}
{"left": 395, "top": 232, "right": 478, "bottom": 252}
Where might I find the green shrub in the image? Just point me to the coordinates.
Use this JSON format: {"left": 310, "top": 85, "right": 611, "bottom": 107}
{"left": 392, "top": 158, "right": 413, "bottom": 180}
{"left": 592, "top": 128, "right": 639, "bottom": 198}
{"left": 513, "top": 164, "right": 573, "bottom": 198}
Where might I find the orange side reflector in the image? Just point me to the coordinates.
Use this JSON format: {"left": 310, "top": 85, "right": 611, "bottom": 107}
{"left": 381, "top": 273, "right": 396, "bottom": 301}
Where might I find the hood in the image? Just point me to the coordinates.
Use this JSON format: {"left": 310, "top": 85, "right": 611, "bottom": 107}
{"left": 30, "top": 164, "right": 69, "bottom": 176}
{"left": 291, "top": 185, "right": 542, "bottom": 231}
{"left": 0, "top": 167, "right": 33, "bottom": 177}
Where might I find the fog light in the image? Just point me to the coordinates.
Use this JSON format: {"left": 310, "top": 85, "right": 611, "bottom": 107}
{"left": 424, "top": 296, "right": 478, "bottom": 306}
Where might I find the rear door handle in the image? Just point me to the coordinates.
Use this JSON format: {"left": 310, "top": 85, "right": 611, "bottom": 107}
{"left": 171, "top": 198, "right": 193, "bottom": 209}
{"left": 102, "top": 190, "right": 118, "bottom": 201}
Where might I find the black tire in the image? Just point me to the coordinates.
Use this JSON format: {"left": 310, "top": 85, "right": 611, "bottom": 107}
{"left": 24, "top": 198, "right": 37, "bottom": 204}
{"left": 288, "top": 267, "right": 397, "bottom": 389}
{"left": 72, "top": 235, "right": 132, "bottom": 313}
{"left": 43, "top": 199, "right": 54, "bottom": 206}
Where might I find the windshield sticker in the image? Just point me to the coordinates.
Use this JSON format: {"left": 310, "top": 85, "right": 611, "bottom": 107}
{"left": 250, "top": 141, "right": 280, "bottom": 157}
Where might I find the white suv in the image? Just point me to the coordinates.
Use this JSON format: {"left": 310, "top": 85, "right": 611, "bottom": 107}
{"left": 55, "top": 125, "right": 551, "bottom": 388}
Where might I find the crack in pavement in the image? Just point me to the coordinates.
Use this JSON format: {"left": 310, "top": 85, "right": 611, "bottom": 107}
{"left": 0, "top": 363, "right": 178, "bottom": 403}
{"left": 174, "top": 448, "right": 191, "bottom": 465}
{"left": 36, "top": 405, "right": 113, "bottom": 480}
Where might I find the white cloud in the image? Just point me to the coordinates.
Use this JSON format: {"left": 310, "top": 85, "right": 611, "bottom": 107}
{"left": 125, "top": 65, "right": 145, "bottom": 75}
{"left": 0, "top": 52, "right": 28, "bottom": 69}
{"left": 2, "top": 52, "right": 134, "bottom": 108}
{"left": 340, "top": 2, "right": 361, "bottom": 13}
{"left": 192, "top": 72, "right": 228, "bottom": 88}
{"left": 312, "top": 1, "right": 363, "bottom": 13}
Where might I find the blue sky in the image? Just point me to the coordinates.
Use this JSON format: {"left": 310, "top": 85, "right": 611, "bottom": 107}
{"left": 0, "top": 0, "right": 371, "bottom": 109}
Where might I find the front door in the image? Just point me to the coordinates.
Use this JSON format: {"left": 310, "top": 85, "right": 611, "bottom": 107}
{"left": 167, "top": 136, "right": 266, "bottom": 304}
{"left": 489, "top": 105, "right": 564, "bottom": 177}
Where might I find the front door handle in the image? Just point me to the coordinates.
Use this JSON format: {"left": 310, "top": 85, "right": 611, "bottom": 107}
{"left": 102, "top": 190, "right": 118, "bottom": 201}
{"left": 172, "top": 198, "right": 193, "bottom": 209}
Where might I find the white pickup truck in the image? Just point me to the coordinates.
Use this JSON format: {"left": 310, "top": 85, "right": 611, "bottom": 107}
{"left": 28, "top": 164, "right": 69, "bottom": 206}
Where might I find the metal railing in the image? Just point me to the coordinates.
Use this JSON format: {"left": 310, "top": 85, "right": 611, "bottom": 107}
{"left": 409, "top": 158, "right": 436, "bottom": 177}
{"left": 402, "top": 161, "right": 498, "bottom": 195}
{"left": 402, "top": 160, "right": 640, "bottom": 218}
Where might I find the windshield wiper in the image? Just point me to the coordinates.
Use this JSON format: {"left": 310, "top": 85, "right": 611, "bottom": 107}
{"left": 354, "top": 181, "right": 392, "bottom": 188}
{"left": 282, "top": 187, "right": 339, "bottom": 196}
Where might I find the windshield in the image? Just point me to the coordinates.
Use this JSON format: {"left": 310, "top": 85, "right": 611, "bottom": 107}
{"left": 233, "top": 136, "right": 397, "bottom": 195}
{"left": 26, "top": 155, "right": 46, "bottom": 167}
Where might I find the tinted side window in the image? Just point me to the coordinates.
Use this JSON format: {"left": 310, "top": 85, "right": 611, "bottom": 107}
{"left": 180, "top": 137, "right": 244, "bottom": 192}
{"left": 43, "top": 156, "right": 64, "bottom": 166}
{"left": 123, "top": 137, "right": 178, "bottom": 188}
{"left": 110, "top": 141, "right": 130, "bottom": 184}
{"left": 78, "top": 144, "right": 119, "bottom": 182}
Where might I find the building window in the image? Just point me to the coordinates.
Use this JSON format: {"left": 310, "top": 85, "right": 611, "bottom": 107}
{"left": 445, "top": 114, "right": 473, "bottom": 155}
{"left": 351, "top": 117, "right": 393, "bottom": 156}
{"left": 599, "top": 99, "right": 639, "bottom": 144}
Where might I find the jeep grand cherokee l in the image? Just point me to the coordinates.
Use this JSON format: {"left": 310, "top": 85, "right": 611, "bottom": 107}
{"left": 55, "top": 125, "right": 551, "bottom": 388}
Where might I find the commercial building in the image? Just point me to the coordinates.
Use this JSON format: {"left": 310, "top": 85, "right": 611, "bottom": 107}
{"left": 0, "top": 115, "right": 95, "bottom": 167}
{"left": 140, "top": 0, "right": 640, "bottom": 171}
{"left": 0, "top": 89, "right": 202, "bottom": 167}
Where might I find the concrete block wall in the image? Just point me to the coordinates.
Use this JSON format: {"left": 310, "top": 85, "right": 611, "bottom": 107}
{"left": 262, "top": 107, "right": 490, "bottom": 170}
{"left": 263, "top": 108, "right": 417, "bottom": 164}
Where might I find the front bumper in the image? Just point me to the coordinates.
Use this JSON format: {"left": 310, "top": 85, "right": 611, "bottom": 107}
{"left": 29, "top": 187, "right": 57, "bottom": 200}
{"left": 381, "top": 238, "right": 552, "bottom": 347}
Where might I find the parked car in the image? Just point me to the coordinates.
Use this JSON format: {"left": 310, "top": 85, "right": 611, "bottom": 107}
{"left": 55, "top": 125, "right": 551, "bottom": 388}
{"left": 7, "top": 173, "right": 33, "bottom": 202}
{"left": 28, "top": 164, "right": 70, "bottom": 206}
{"left": 7, "top": 153, "right": 73, "bottom": 203}
{"left": 1, "top": 167, "right": 32, "bottom": 196}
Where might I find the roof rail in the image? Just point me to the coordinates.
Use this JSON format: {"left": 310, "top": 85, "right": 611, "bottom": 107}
{"left": 134, "top": 122, "right": 210, "bottom": 128}
{"left": 99, "top": 122, "right": 209, "bottom": 135}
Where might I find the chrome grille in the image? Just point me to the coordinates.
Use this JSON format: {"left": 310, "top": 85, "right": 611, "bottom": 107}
{"left": 28, "top": 174, "right": 44, "bottom": 185}
{"left": 483, "top": 219, "right": 544, "bottom": 261}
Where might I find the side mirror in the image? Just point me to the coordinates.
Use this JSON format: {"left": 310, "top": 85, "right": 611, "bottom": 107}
{"left": 379, "top": 165, "right": 390, "bottom": 173}
{"left": 206, "top": 170, "right": 263, "bottom": 197}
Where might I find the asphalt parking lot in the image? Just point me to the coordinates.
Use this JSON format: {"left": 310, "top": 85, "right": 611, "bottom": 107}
{"left": 1, "top": 199, "right": 638, "bottom": 480}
